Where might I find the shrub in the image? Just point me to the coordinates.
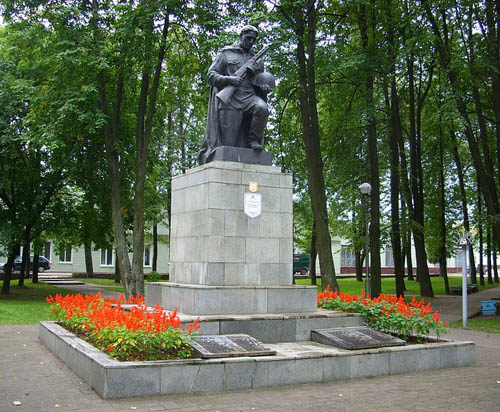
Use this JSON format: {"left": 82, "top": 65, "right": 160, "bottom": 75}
{"left": 46, "top": 292, "right": 199, "bottom": 361}
{"left": 318, "top": 288, "right": 447, "bottom": 341}
{"left": 145, "top": 271, "right": 161, "bottom": 282}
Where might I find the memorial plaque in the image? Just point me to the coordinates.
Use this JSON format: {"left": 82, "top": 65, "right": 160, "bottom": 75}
{"left": 244, "top": 192, "right": 262, "bottom": 218}
{"left": 311, "top": 327, "right": 406, "bottom": 350}
{"left": 191, "top": 334, "right": 276, "bottom": 358}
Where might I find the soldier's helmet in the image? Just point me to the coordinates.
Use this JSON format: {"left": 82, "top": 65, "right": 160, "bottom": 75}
{"left": 253, "top": 72, "right": 276, "bottom": 92}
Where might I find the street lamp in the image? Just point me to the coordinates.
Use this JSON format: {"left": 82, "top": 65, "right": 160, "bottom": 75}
{"left": 359, "top": 183, "right": 372, "bottom": 297}
{"left": 462, "top": 232, "right": 473, "bottom": 327}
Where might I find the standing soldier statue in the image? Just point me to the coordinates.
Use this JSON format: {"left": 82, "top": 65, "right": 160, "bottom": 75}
{"left": 198, "top": 25, "right": 275, "bottom": 165}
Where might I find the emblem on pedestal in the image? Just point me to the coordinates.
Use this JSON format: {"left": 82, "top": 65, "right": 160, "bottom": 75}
{"left": 244, "top": 192, "right": 262, "bottom": 218}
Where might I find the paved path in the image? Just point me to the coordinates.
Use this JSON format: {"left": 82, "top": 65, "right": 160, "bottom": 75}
{"left": 0, "top": 283, "right": 499, "bottom": 411}
{"left": 1, "top": 325, "right": 499, "bottom": 412}
{"left": 430, "top": 286, "right": 500, "bottom": 323}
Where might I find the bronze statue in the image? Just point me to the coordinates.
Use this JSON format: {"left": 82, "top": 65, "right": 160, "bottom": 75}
{"left": 198, "top": 25, "right": 275, "bottom": 165}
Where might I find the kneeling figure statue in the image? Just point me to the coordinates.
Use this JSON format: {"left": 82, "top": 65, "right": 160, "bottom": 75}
{"left": 198, "top": 25, "right": 275, "bottom": 165}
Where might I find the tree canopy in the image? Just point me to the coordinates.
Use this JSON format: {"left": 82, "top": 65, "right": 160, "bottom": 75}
{"left": 1, "top": 0, "right": 499, "bottom": 296}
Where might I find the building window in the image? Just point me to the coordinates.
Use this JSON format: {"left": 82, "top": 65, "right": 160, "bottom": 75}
{"left": 100, "top": 249, "right": 114, "bottom": 266}
{"left": 59, "top": 248, "right": 72, "bottom": 263}
{"left": 144, "top": 247, "right": 151, "bottom": 267}
{"left": 385, "top": 248, "right": 394, "bottom": 267}
{"left": 341, "top": 245, "right": 356, "bottom": 267}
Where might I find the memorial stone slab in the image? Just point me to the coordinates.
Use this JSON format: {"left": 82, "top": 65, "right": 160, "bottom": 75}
{"left": 311, "top": 327, "right": 406, "bottom": 350}
{"left": 191, "top": 334, "right": 276, "bottom": 358}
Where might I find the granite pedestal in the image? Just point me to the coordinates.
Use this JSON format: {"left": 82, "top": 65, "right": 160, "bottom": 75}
{"left": 146, "top": 161, "right": 317, "bottom": 315}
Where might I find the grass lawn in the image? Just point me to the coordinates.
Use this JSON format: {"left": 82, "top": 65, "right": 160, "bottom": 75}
{"left": 74, "top": 277, "right": 168, "bottom": 292}
{"left": 450, "top": 318, "right": 500, "bottom": 334}
{"left": 1, "top": 276, "right": 498, "bottom": 325}
{"left": 295, "top": 276, "right": 499, "bottom": 297}
{"left": 0, "top": 280, "right": 77, "bottom": 324}
{"left": 0, "top": 277, "right": 167, "bottom": 324}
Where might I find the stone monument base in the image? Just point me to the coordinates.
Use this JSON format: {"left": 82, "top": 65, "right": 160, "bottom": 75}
{"left": 205, "top": 146, "right": 273, "bottom": 165}
{"left": 145, "top": 282, "right": 317, "bottom": 316}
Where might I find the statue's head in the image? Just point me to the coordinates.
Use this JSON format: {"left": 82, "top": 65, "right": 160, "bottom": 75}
{"left": 239, "top": 25, "right": 259, "bottom": 51}
{"left": 240, "top": 25, "right": 259, "bottom": 38}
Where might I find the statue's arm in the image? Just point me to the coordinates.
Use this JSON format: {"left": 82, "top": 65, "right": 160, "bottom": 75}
{"left": 207, "top": 52, "right": 230, "bottom": 89}
{"left": 246, "top": 58, "right": 265, "bottom": 77}
{"left": 207, "top": 51, "right": 244, "bottom": 89}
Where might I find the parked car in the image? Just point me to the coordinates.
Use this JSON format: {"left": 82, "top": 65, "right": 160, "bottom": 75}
{"left": 12, "top": 256, "right": 51, "bottom": 273}
{"left": 293, "top": 253, "right": 310, "bottom": 276}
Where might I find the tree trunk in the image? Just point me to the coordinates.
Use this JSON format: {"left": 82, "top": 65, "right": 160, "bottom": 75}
{"left": 92, "top": 0, "right": 133, "bottom": 296}
{"left": 84, "top": 242, "right": 93, "bottom": 278}
{"left": 292, "top": 3, "right": 339, "bottom": 291}
{"left": 350, "top": 204, "right": 363, "bottom": 283}
{"left": 166, "top": 112, "right": 173, "bottom": 245}
{"left": 493, "top": 246, "right": 499, "bottom": 283}
{"left": 487, "top": 223, "right": 493, "bottom": 284}
{"left": 19, "top": 231, "right": 30, "bottom": 287}
{"left": 384, "top": 1, "right": 405, "bottom": 297}
{"left": 32, "top": 253, "right": 39, "bottom": 284}
{"left": 131, "top": 13, "right": 170, "bottom": 297}
{"left": 309, "top": 220, "right": 317, "bottom": 286}
{"left": 438, "top": 138, "right": 450, "bottom": 295}
{"left": 451, "top": 133, "right": 476, "bottom": 284}
{"left": 152, "top": 224, "right": 158, "bottom": 272}
{"left": 478, "top": 187, "right": 485, "bottom": 286}
{"left": 114, "top": 249, "right": 121, "bottom": 283}
{"left": 400, "top": 186, "right": 413, "bottom": 282}
{"left": 1, "top": 249, "right": 17, "bottom": 294}
{"left": 406, "top": 231, "right": 414, "bottom": 281}
{"left": 100, "top": 65, "right": 133, "bottom": 293}
{"left": 355, "top": 251, "right": 364, "bottom": 282}
{"left": 358, "top": 0, "right": 381, "bottom": 297}
{"left": 407, "top": 52, "right": 433, "bottom": 297}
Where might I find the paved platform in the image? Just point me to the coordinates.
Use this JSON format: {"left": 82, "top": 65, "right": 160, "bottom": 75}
{"left": 1, "top": 283, "right": 499, "bottom": 411}
{"left": 1, "top": 325, "right": 499, "bottom": 411}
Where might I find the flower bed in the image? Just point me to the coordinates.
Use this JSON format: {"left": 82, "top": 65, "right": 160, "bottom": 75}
{"left": 318, "top": 288, "right": 447, "bottom": 341}
{"left": 46, "top": 292, "right": 199, "bottom": 361}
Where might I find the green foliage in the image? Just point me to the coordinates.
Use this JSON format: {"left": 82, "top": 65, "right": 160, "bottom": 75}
{"left": 47, "top": 293, "right": 199, "bottom": 361}
{"left": 2, "top": 0, "right": 500, "bottom": 297}
{"left": 0, "top": 280, "right": 75, "bottom": 324}
{"left": 450, "top": 318, "right": 500, "bottom": 334}
{"left": 319, "top": 290, "right": 448, "bottom": 341}
{"left": 145, "top": 271, "right": 161, "bottom": 282}
{"left": 92, "top": 325, "right": 195, "bottom": 361}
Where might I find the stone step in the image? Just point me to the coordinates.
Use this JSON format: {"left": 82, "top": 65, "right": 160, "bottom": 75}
{"left": 39, "top": 320, "right": 476, "bottom": 399}
{"left": 178, "top": 310, "right": 365, "bottom": 343}
{"left": 38, "top": 274, "right": 73, "bottom": 279}
{"left": 40, "top": 280, "right": 85, "bottom": 285}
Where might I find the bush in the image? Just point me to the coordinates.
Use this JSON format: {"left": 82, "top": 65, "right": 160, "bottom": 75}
{"left": 318, "top": 288, "right": 447, "bottom": 341}
{"left": 145, "top": 271, "right": 161, "bottom": 282}
{"left": 46, "top": 293, "right": 199, "bottom": 361}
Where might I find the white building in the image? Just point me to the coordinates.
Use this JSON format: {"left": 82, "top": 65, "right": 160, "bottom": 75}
{"left": 2, "top": 225, "right": 170, "bottom": 275}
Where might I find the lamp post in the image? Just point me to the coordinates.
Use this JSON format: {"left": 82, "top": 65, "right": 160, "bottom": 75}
{"left": 359, "top": 183, "right": 372, "bottom": 297}
{"left": 462, "top": 232, "right": 473, "bottom": 327}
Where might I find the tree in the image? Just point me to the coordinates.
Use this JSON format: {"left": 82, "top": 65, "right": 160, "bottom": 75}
{"left": 273, "top": 0, "right": 339, "bottom": 291}
{"left": 0, "top": 20, "right": 90, "bottom": 292}
{"left": 420, "top": 0, "right": 500, "bottom": 252}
